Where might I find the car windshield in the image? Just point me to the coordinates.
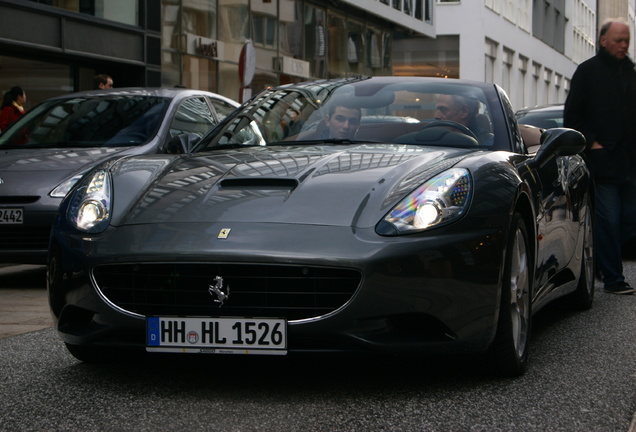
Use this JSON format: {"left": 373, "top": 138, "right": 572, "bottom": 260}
{"left": 198, "top": 78, "right": 506, "bottom": 152}
{"left": 0, "top": 95, "right": 170, "bottom": 148}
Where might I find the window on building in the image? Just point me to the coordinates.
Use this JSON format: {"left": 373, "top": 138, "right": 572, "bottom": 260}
{"left": 544, "top": 68, "right": 552, "bottom": 103}
{"left": 327, "top": 13, "right": 347, "bottom": 78}
{"left": 518, "top": 55, "right": 528, "bottom": 108}
{"left": 404, "top": 0, "right": 413, "bottom": 16}
{"left": 304, "top": 4, "right": 327, "bottom": 78}
{"left": 503, "top": 0, "right": 514, "bottom": 21}
{"left": 366, "top": 26, "right": 391, "bottom": 75}
{"left": 280, "top": 0, "right": 303, "bottom": 59}
{"left": 253, "top": 14, "right": 277, "bottom": 48}
{"left": 183, "top": 0, "right": 217, "bottom": 40}
{"left": 484, "top": 39, "right": 498, "bottom": 84}
{"left": 219, "top": 0, "right": 249, "bottom": 43}
{"left": 502, "top": 48, "right": 514, "bottom": 96}
{"left": 348, "top": 20, "right": 366, "bottom": 75}
{"left": 29, "top": 0, "right": 138, "bottom": 26}
{"left": 517, "top": 0, "right": 531, "bottom": 32}
{"left": 162, "top": 0, "right": 181, "bottom": 51}
{"left": 485, "top": 0, "right": 500, "bottom": 13}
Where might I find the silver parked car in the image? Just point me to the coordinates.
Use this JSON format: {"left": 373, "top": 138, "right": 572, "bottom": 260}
{"left": 0, "top": 88, "right": 239, "bottom": 264}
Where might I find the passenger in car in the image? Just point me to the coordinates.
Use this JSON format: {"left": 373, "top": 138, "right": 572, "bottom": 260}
{"left": 324, "top": 99, "right": 361, "bottom": 139}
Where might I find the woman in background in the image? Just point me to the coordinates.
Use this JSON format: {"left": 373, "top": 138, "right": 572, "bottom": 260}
{"left": 0, "top": 86, "right": 26, "bottom": 132}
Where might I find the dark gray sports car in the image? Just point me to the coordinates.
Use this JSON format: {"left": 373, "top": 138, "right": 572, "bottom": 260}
{"left": 48, "top": 77, "right": 593, "bottom": 376}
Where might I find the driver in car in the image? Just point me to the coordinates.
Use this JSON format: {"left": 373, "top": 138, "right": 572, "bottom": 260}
{"left": 434, "top": 94, "right": 494, "bottom": 145}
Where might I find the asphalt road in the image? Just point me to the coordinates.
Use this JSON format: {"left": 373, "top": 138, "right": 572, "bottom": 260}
{"left": 1, "top": 264, "right": 636, "bottom": 431}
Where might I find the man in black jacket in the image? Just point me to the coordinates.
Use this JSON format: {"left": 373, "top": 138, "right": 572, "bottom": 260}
{"left": 564, "top": 18, "right": 636, "bottom": 294}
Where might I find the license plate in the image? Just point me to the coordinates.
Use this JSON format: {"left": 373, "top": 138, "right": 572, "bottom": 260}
{"left": 146, "top": 317, "right": 287, "bottom": 355}
{"left": 0, "top": 208, "right": 23, "bottom": 224}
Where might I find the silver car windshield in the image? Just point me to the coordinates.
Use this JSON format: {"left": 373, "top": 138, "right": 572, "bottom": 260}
{"left": 0, "top": 95, "right": 170, "bottom": 148}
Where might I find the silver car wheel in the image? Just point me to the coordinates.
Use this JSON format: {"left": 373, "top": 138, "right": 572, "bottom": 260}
{"left": 509, "top": 226, "right": 530, "bottom": 359}
{"left": 582, "top": 205, "right": 594, "bottom": 297}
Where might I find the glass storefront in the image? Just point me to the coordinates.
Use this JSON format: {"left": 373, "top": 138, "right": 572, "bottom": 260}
{"left": 29, "top": 0, "right": 138, "bottom": 26}
{"left": 1, "top": 1, "right": 423, "bottom": 109}
{"left": 0, "top": 56, "right": 73, "bottom": 111}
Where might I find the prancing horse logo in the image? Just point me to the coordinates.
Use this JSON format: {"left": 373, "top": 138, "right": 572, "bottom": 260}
{"left": 208, "top": 276, "right": 229, "bottom": 307}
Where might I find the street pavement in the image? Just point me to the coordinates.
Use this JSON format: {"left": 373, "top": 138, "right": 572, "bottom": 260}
{"left": 0, "top": 264, "right": 51, "bottom": 339}
{"left": 1, "top": 263, "right": 636, "bottom": 431}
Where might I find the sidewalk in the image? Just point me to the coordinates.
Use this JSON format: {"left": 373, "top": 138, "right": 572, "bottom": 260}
{"left": 0, "top": 264, "right": 52, "bottom": 339}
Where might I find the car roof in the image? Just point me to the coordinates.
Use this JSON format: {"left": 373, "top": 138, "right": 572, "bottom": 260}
{"left": 42, "top": 87, "right": 239, "bottom": 106}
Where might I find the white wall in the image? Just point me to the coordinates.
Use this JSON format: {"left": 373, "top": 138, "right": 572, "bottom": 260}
{"left": 435, "top": 0, "right": 595, "bottom": 110}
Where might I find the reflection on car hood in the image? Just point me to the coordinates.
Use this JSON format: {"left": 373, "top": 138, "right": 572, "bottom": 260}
{"left": 0, "top": 147, "right": 135, "bottom": 196}
{"left": 115, "top": 144, "right": 472, "bottom": 228}
{"left": 0, "top": 147, "right": 130, "bottom": 172}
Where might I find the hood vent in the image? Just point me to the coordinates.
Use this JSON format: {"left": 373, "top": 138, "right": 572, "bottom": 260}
{"left": 219, "top": 177, "right": 299, "bottom": 190}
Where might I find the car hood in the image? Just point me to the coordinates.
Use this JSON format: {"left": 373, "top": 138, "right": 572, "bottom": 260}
{"left": 0, "top": 146, "right": 142, "bottom": 196}
{"left": 112, "top": 144, "right": 474, "bottom": 229}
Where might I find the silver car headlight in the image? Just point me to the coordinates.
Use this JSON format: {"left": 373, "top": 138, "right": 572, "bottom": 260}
{"left": 66, "top": 169, "right": 112, "bottom": 233}
{"left": 379, "top": 168, "right": 471, "bottom": 235}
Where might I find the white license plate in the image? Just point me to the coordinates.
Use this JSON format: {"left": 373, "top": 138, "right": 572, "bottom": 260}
{"left": 0, "top": 208, "right": 23, "bottom": 224}
{"left": 146, "top": 317, "right": 287, "bottom": 355}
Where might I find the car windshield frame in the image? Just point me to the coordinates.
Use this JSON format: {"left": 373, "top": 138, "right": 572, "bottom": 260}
{"left": 196, "top": 78, "right": 511, "bottom": 153}
{"left": 0, "top": 95, "right": 171, "bottom": 149}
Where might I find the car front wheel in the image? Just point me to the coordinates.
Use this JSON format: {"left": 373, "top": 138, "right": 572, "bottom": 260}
{"left": 485, "top": 213, "right": 532, "bottom": 377}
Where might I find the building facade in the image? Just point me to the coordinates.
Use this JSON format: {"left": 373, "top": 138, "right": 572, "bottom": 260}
{"left": 0, "top": 0, "right": 620, "bottom": 112}
{"left": 403, "top": 0, "right": 599, "bottom": 110}
{"left": 0, "top": 0, "right": 162, "bottom": 104}
{"left": 0, "top": 0, "right": 435, "bottom": 107}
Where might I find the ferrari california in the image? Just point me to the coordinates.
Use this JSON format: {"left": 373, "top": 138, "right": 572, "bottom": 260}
{"left": 48, "top": 77, "right": 593, "bottom": 376}
{"left": 0, "top": 88, "right": 238, "bottom": 264}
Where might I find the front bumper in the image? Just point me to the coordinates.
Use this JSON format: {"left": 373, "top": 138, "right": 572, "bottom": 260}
{"left": 48, "top": 221, "right": 505, "bottom": 355}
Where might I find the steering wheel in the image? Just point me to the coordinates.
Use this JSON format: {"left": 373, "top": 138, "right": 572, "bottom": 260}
{"left": 419, "top": 120, "right": 479, "bottom": 141}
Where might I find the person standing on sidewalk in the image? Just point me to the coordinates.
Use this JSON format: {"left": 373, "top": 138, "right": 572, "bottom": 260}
{"left": 564, "top": 18, "right": 636, "bottom": 295}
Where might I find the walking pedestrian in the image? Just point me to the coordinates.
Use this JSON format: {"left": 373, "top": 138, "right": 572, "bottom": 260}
{"left": 564, "top": 18, "right": 636, "bottom": 295}
{"left": 93, "top": 74, "right": 113, "bottom": 89}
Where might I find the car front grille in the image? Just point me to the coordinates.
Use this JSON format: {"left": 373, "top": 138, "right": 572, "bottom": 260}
{"left": 93, "top": 263, "right": 362, "bottom": 321}
{"left": 0, "top": 226, "right": 51, "bottom": 251}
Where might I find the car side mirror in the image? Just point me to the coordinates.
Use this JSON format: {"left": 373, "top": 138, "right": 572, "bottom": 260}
{"left": 532, "top": 128, "right": 586, "bottom": 167}
{"left": 167, "top": 133, "right": 202, "bottom": 154}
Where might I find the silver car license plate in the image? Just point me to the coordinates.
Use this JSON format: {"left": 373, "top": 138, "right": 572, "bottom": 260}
{"left": 146, "top": 317, "right": 287, "bottom": 355}
{"left": 0, "top": 208, "right": 23, "bottom": 224}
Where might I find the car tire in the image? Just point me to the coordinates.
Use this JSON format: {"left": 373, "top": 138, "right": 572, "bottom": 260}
{"left": 64, "top": 343, "right": 108, "bottom": 363}
{"left": 565, "top": 196, "right": 594, "bottom": 310}
{"left": 485, "top": 213, "right": 532, "bottom": 377}
{"left": 64, "top": 343, "right": 142, "bottom": 364}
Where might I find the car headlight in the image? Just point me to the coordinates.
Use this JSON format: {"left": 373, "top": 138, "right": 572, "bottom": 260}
{"left": 377, "top": 168, "right": 471, "bottom": 235}
{"left": 66, "top": 169, "right": 112, "bottom": 233}
{"left": 50, "top": 174, "right": 84, "bottom": 198}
